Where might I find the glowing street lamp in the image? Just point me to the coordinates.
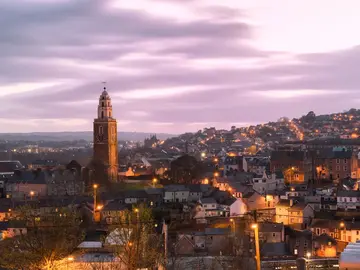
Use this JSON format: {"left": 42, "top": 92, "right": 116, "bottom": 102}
{"left": 251, "top": 223, "right": 260, "bottom": 270}
{"left": 67, "top": 256, "right": 74, "bottom": 270}
{"left": 93, "top": 184, "right": 98, "bottom": 219}
{"left": 340, "top": 221, "right": 346, "bottom": 241}
{"left": 201, "top": 152, "right": 206, "bottom": 158}
{"left": 152, "top": 178, "right": 157, "bottom": 187}
{"left": 30, "top": 191, "right": 35, "bottom": 200}
{"left": 96, "top": 205, "right": 103, "bottom": 211}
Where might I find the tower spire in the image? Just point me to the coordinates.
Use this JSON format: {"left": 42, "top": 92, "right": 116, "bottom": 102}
{"left": 97, "top": 84, "right": 112, "bottom": 119}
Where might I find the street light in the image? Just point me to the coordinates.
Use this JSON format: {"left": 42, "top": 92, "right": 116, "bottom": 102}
{"left": 96, "top": 205, "right": 103, "bottom": 211}
{"left": 67, "top": 256, "right": 74, "bottom": 270}
{"left": 230, "top": 218, "right": 235, "bottom": 234}
{"left": 340, "top": 222, "right": 346, "bottom": 241}
{"left": 306, "top": 252, "right": 311, "bottom": 270}
{"left": 93, "top": 184, "right": 98, "bottom": 220}
{"left": 214, "top": 172, "right": 219, "bottom": 177}
{"left": 30, "top": 191, "right": 34, "bottom": 200}
{"left": 152, "top": 178, "right": 157, "bottom": 187}
{"left": 251, "top": 223, "right": 261, "bottom": 270}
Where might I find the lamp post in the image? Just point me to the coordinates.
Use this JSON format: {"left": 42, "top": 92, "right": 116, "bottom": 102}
{"left": 93, "top": 184, "right": 98, "bottom": 219}
{"left": 230, "top": 218, "right": 235, "bottom": 235}
{"left": 67, "top": 256, "right": 74, "bottom": 270}
{"left": 306, "top": 252, "right": 311, "bottom": 270}
{"left": 340, "top": 221, "right": 346, "bottom": 241}
{"left": 251, "top": 223, "right": 261, "bottom": 270}
{"left": 152, "top": 178, "right": 157, "bottom": 188}
{"left": 29, "top": 191, "right": 34, "bottom": 200}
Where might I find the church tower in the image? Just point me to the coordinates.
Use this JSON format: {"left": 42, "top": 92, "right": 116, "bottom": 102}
{"left": 93, "top": 86, "right": 118, "bottom": 182}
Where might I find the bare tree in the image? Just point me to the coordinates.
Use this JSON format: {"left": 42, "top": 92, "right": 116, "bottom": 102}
{"left": 0, "top": 205, "right": 84, "bottom": 270}
{"left": 105, "top": 204, "right": 164, "bottom": 270}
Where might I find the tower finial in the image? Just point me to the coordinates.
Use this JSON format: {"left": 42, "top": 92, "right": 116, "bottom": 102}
{"left": 102, "top": 81, "right": 106, "bottom": 90}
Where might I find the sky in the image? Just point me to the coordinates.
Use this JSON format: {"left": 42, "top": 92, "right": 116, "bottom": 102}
{"left": 1, "top": 0, "right": 360, "bottom": 134}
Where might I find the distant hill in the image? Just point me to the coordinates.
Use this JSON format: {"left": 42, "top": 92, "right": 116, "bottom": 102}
{"left": 0, "top": 132, "right": 176, "bottom": 142}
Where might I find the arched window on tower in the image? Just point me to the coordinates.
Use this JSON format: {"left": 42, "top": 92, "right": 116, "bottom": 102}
{"left": 108, "top": 102, "right": 110, "bottom": 106}
{"left": 101, "top": 111, "right": 104, "bottom": 119}
{"left": 99, "top": 126, "right": 103, "bottom": 135}
{"left": 102, "top": 102, "right": 104, "bottom": 107}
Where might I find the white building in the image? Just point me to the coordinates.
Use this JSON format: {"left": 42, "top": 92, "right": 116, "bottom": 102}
{"left": 163, "top": 185, "right": 190, "bottom": 203}
{"left": 337, "top": 190, "right": 360, "bottom": 210}
{"left": 252, "top": 171, "right": 285, "bottom": 195}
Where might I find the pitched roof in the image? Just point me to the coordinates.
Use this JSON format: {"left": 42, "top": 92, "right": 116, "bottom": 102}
{"left": 310, "top": 219, "right": 360, "bottom": 230}
{"left": 289, "top": 203, "right": 308, "bottom": 211}
{"left": 315, "top": 148, "right": 353, "bottom": 159}
{"left": 261, "top": 242, "right": 290, "bottom": 257}
{"left": 144, "top": 188, "right": 163, "bottom": 195}
{"left": 276, "top": 199, "right": 291, "bottom": 208}
{"left": 270, "top": 150, "right": 305, "bottom": 162}
{"left": 201, "top": 197, "right": 217, "bottom": 204}
{"left": 0, "top": 160, "right": 24, "bottom": 173}
{"left": 259, "top": 222, "right": 284, "bottom": 233}
{"left": 8, "top": 170, "right": 47, "bottom": 184}
{"left": 164, "top": 185, "right": 189, "bottom": 192}
{"left": 337, "top": 190, "right": 360, "bottom": 197}
{"left": 103, "top": 201, "right": 128, "bottom": 211}
{"left": 314, "top": 233, "right": 337, "bottom": 245}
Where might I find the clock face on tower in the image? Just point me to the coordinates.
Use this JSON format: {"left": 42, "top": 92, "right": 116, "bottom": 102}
{"left": 96, "top": 125, "right": 105, "bottom": 143}
{"left": 96, "top": 133, "right": 104, "bottom": 143}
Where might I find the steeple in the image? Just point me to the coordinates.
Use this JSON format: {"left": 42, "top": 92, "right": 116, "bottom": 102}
{"left": 93, "top": 83, "right": 118, "bottom": 183}
{"left": 97, "top": 85, "right": 113, "bottom": 120}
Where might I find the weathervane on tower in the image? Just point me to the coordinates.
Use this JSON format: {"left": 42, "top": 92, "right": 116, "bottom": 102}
{"left": 102, "top": 81, "right": 107, "bottom": 90}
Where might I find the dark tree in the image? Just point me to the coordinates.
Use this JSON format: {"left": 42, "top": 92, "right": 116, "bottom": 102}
{"left": 87, "top": 159, "right": 112, "bottom": 189}
{"left": 170, "top": 154, "right": 202, "bottom": 184}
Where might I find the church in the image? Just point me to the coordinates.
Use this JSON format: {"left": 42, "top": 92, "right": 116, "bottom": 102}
{"left": 92, "top": 86, "right": 119, "bottom": 182}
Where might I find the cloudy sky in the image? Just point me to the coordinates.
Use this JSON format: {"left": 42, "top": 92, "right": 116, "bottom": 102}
{"left": 1, "top": 0, "right": 360, "bottom": 134}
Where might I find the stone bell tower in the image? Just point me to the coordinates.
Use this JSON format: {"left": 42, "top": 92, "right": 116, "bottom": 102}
{"left": 93, "top": 85, "right": 118, "bottom": 182}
